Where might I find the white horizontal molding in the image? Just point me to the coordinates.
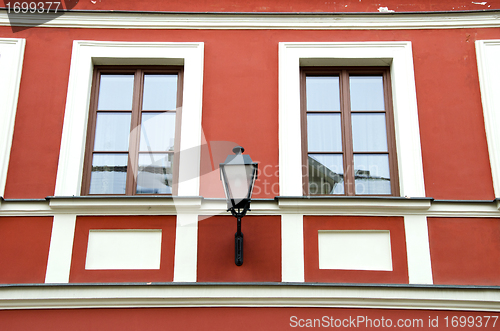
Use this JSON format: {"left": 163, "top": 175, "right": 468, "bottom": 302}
{"left": 1, "top": 11, "right": 500, "bottom": 30}
{"left": 2, "top": 198, "right": 500, "bottom": 217}
{"left": 277, "top": 197, "right": 431, "bottom": 211}
{"left": 0, "top": 285, "right": 499, "bottom": 311}
{"left": 48, "top": 196, "right": 203, "bottom": 212}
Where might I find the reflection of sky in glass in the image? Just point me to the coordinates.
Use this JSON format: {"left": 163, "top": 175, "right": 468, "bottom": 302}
{"left": 308, "top": 154, "right": 344, "bottom": 194}
{"left": 90, "top": 154, "right": 128, "bottom": 194}
{"left": 143, "top": 75, "right": 178, "bottom": 110}
{"left": 94, "top": 113, "right": 131, "bottom": 151}
{"left": 307, "top": 113, "right": 342, "bottom": 152}
{"left": 140, "top": 112, "right": 176, "bottom": 152}
{"left": 136, "top": 153, "right": 173, "bottom": 194}
{"left": 354, "top": 154, "right": 391, "bottom": 194}
{"left": 98, "top": 75, "right": 134, "bottom": 110}
{"left": 350, "top": 76, "right": 385, "bottom": 111}
{"left": 306, "top": 76, "right": 340, "bottom": 111}
{"left": 351, "top": 113, "right": 388, "bottom": 152}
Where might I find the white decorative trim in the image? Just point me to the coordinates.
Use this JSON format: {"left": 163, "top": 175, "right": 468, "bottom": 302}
{"left": 85, "top": 230, "right": 162, "bottom": 270}
{"left": 278, "top": 41, "right": 425, "bottom": 198}
{"left": 45, "top": 214, "right": 76, "bottom": 284}
{"left": 2, "top": 198, "right": 500, "bottom": 218}
{"left": 173, "top": 214, "right": 198, "bottom": 282}
{"left": 55, "top": 40, "right": 204, "bottom": 197}
{"left": 318, "top": 230, "right": 393, "bottom": 271}
{"left": 476, "top": 40, "right": 500, "bottom": 198}
{"left": 404, "top": 215, "right": 433, "bottom": 285}
{"left": 0, "top": 285, "right": 499, "bottom": 311}
{"left": 1, "top": 11, "right": 500, "bottom": 30}
{"left": 0, "top": 38, "right": 25, "bottom": 197}
{"left": 281, "top": 214, "right": 304, "bottom": 282}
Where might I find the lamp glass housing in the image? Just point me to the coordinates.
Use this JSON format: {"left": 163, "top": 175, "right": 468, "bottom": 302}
{"left": 220, "top": 147, "right": 258, "bottom": 210}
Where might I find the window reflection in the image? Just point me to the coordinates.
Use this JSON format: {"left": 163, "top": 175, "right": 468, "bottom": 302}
{"left": 89, "top": 154, "right": 128, "bottom": 194}
{"left": 97, "top": 75, "right": 134, "bottom": 110}
{"left": 136, "top": 153, "right": 173, "bottom": 194}
{"left": 353, "top": 154, "right": 391, "bottom": 194}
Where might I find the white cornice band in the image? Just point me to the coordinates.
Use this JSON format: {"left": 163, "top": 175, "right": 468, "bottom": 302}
{"left": 1, "top": 197, "right": 500, "bottom": 218}
{"left": 0, "top": 11, "right": 499, "bottom": 30}
{"left": 0, "top": 284, "right": 499, "bottom": 311}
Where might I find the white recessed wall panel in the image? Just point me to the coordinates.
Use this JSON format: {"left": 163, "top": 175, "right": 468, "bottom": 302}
{"left": 318, "top": 230, "right": 393, "bottom": 271}
{"left": 85, "top": 230, "right": 162, "bottom": 270}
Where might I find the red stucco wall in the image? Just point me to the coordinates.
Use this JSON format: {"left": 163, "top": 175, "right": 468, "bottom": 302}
{"left": 428, "top": 217, "right": 500, "bottom": 286}
{"left": 2, "top": 307, "right": 500, "bottom": 330}
{"left": 197, "top": 215, "right": 281, "bottom": 282}
{"left": 0, "top": 216, "right": 52, "bottom": 284}
{"left": 2, "top": 26, "right": 499, "bottom": 200}
{"left": 48, "top": 0, "right": 500, "bottom": 13}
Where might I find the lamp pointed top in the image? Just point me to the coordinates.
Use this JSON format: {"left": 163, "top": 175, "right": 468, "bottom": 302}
{"left": 233, "top": 146, "right": 244, "bottom": 154}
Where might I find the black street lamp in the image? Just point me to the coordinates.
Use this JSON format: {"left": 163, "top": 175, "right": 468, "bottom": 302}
{"left": 220, "top": 146, "right": 258, "bottom": 266}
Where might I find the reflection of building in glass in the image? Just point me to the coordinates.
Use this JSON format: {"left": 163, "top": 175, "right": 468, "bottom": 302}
{"left": 308, "top": 156, "right": 343, "bottom": 194}
{"left": 354, "top": 169, "right": 391, "bottom": 195}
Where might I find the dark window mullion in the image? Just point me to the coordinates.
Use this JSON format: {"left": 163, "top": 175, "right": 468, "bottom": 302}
{"left": 126, "top": 69, "right": 143, "bottom": 195}
{"left": 383, "top": 70, "right": 400, "bottom": 196}
{"left": 341, "top": 70, "right": 354, "bottom": 196}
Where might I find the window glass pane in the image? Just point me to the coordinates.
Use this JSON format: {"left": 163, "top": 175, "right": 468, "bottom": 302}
{"left": 143, "top": 74, "right": 178, "bottom": 110}
{"left": 351, "top": 113, "right": 388, "bottom": 152}
{"left": 350, "top": 76, "right": 385, "bottom": 111}
{"left": 308, "top": 154, "right": 344, "bottom": 194}
{"left": 97, "top": 75, "right": 134, "bottom": 110}
{"left": 94, "top": 113, "right": 131, "bottom": 152}
{"left": 306, "top": 76, "right": 340, "bottom": 111}
{"left": 307, "top": 113, "right": 342, "bottom": 152}
{"left": 89, "top": 154, "right": 128, "bottom": 194}
{"left": 136, "top": 153, "right": 173, "bottom": 194}
{"left": 353, "top": 154, "right": 391, "bottom": 194}
{"left": 140, "top": 112, "right": 176, "bottom": 152}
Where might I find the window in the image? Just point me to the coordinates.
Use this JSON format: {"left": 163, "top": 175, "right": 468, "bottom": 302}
{"left": 82, "top": 66, "right": 183, "bottom": 195}
{"left": 278, "top": 42, "right": 425, "bottom": 198}
{"left": 302, "top": 67, "right": 399, "bottom": 196}
{"left": 55, "top": 41, "right": 204, "bottom": 197}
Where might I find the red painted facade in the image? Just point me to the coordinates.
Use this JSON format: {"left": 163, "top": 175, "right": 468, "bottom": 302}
{"left": 197, "top": 215, "right": 281, "bottom": 282}
{"left": 35, "top": 0, "right": 500, "bottom": 13}
{"left": 0, "top": 0, "right": 499, "bottom": 321}
{"left": 1, "top": 307, "right": 500, "bottom": 330}
{"left": 428, "top": 217, "right": 500, "bottom": 286}
{"left": 2, "top": 27, "right": 499, "bottom": 200}
{"left": 0, "top": 217, "right": 52, "bottom": 284}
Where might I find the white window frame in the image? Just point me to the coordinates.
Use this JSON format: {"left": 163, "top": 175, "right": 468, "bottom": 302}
{"left": 0, "top": 38, "right": 25, "bottom": 197}
{"left": 55, "top": 40, "right": 204, "bottom": 197}
{"left": 278, "top": 41, "right": 425, "bottom": 197}
{"left": 476, "top": 40, "right": 500, "bottom": 198}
